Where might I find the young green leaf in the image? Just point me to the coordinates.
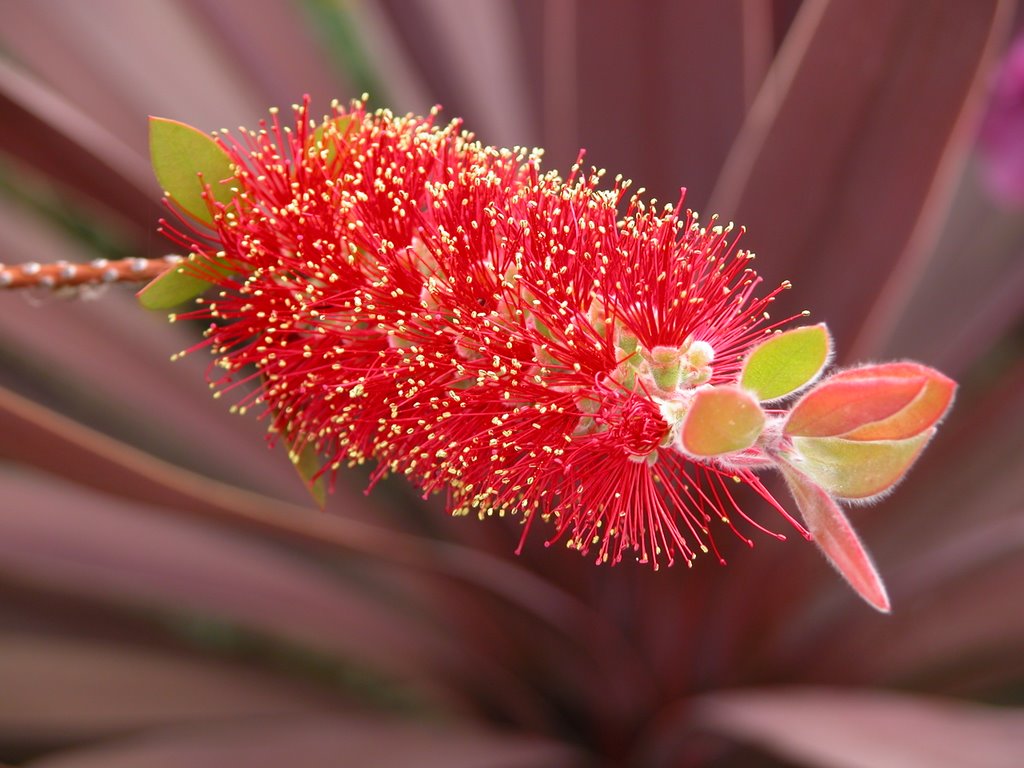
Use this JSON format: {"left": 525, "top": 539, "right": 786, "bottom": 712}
{"left": 789, "top": 432, "right": 932, "bottom": 500}
{"left": 740, "top": 324, "right": 831, "bottom": 402}
{"left": 149, "top": 117, "right": 236, "bottom": 225}
{"left": 778, "top": 463, "right": 890, "bottom": 612}
{"left": 679, "top": 386, "right": 765, "bottom": 457}
{"left": 137, "top": 254, "right": 233, "bottom": 310}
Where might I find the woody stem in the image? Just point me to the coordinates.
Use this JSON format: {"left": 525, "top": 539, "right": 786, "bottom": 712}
{"left": 0, "top": 256, "right": 181, "bottom": 290}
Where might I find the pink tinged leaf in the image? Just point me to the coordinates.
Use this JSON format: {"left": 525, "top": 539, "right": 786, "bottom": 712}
{"left": 830, "top": 361, "right": 942, "bottom": 384}
{"left": 678, "top": 386, "right": 766, "bottom": 457}
{"left": 739, "top": 323, "right": 831, "bottom": 402}
{"left": 837, "top": 365, "right": 956, "bottom": 441}
{"left": 789, "top": 432, "right": 932, "bottom": 500}
{"left": 784, "top": 362, "right": 955, "bottom": 440}
{"left": 778, "top": 463, "right": 889, "bottom": 611}
{"left": 785, "top": 375, "right": 924, "bottom": 437}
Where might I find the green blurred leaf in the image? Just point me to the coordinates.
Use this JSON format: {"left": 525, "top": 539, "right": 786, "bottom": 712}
{"left": 740, "top": 324, "right": 830, "bottom": 402}
{"left": 290, "top": 439, "right": 328, "bottom": 509}
{"left": 679, "top": 386, "right": 765, "bottom": 457}
{"left": 136, "top": 254, "right": 234, "bottom": 310}
{"left": 300, "top": 0, "right": 389, "bottom": 103}
{"left": 149, "top": 117, "right": 235, "bottom": 225}
{"left": 789, "top": 432, "right": 932, "bottom": 500}
{"left": 310, "top": 115, "right": 357, "bottom": 166}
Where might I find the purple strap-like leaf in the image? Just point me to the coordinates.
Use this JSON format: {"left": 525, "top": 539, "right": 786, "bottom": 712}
{"left": 24, "top": 714, "right": 581, "bottom": 768}
{"left": 694, "top": 687, "right": 1024, "bottom": 768}
{"left": 0, "top": 635, "right": 319, "bottom": 746}
{"left": 711, "top": 0, "right": 1010, "bottom": 351}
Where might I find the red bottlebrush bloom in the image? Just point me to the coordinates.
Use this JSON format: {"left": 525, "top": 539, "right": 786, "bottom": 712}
{"left": 163, "top": 98, "right": 806, "bottom": 569}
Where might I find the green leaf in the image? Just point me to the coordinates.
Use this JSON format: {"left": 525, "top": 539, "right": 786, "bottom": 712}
{"left": 290, "top": 439, "right": 328, "bottom": 509}
{"left": 740, "top": 324, "right": 831, "bottom": 402}
{"left": 789, "top": 432, "right": 932, "bottom": 500}
{"left": 144, "top": 118, "right": 239, "bottom": 310}
{"left": 778, "top": 463, "right": 890, "bottom": 612}
{"left": 137, "top": 254, "right": 234, "bottom": 310}
{"left": 309, "top": 115, "right": 358, "bottom": 166}
{"left": 149, "top": 117, "right": 236, "bottom": 225}
{"left": 679, "top": 386, "right": 765, "bottom": 457}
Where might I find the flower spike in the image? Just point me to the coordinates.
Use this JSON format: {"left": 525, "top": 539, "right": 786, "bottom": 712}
{"left": 122, "top": 96, "right": 956, "bottom": 608}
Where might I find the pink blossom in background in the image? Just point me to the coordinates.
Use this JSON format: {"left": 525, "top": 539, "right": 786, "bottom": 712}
{"left": 979, "top": 33, "right": 1024, "bottom": 205}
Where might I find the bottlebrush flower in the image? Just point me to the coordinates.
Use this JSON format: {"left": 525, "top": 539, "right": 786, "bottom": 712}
{"left": 140, "top": 97, "right": 955, "bottom": 609}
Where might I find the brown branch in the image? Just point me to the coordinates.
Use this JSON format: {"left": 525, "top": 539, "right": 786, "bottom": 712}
{"left": 0, "top": 256, "right": 181, "bottom": 290}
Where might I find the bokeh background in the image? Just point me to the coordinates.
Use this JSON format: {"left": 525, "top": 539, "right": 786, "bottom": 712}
{"left": 2, "top": 1, "right": 1023, "bottom": 766}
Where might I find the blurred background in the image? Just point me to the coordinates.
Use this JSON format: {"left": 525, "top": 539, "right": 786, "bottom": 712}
{"left": 1, "top": 1, "right": 1023, "bottom": 766}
